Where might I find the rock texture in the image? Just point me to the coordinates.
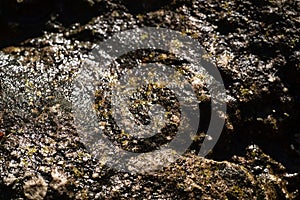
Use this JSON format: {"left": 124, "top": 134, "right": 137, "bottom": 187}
{"left": 0, "top": 0, "right": 299, "bottom": 199}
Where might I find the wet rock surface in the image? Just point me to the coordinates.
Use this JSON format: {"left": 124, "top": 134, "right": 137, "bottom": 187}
{"left": 0, "top": 0, "right": 299, "bottom": 199}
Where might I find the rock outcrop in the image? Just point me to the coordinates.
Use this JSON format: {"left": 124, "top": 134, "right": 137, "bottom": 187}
{"left": 0, "top": 0, "right": 299, "bottom": 199}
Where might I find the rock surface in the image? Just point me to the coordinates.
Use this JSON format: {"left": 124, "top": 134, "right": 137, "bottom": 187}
{"left": 0, "top": 0, "right": 299, "bottom": 199}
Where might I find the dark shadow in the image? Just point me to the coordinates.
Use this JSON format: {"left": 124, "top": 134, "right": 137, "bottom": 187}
{"left": 122, "top": 0, "right": 172, "bottom": 14}
{"left": 0, "top": 0, "right": 175, "bottom": 49}
{"left": 0, "top": 0, "right": 106, "bottom": 49}
{"left": 0, "top": 0, "right": 54, "bottom": 48}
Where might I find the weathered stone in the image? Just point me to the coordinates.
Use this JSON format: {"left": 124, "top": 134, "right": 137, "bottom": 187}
{"left": 23, "top": 175, "right": 48, "bottom": 200}
{"left": 0, "top": 0, "right": 299, "bottom": 199}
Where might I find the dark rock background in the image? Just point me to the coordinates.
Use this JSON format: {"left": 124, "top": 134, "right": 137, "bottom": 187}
{"left": 0, "top": 0, "right": 299, "bottom": 199}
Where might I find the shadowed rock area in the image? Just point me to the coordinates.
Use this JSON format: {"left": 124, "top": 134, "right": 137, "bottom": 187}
{"left": 0, "top": 0, "right": 299, "bottom": 199}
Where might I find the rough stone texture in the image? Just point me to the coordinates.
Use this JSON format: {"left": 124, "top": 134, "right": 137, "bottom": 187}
{"left": 23, "top": 175, "right": 48, "bottom": 200}
{"left": 93, "top": 152, "right": 291, "bottom": 199}
{"left": 0, "top": 0, "right": 299, "bottom": 199}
